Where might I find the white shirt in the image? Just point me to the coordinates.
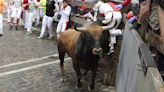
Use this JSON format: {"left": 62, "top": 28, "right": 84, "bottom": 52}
{"left": 8, "top": 0, "right": 14, "bottom": 8}
{"left": 83, "top": 12, "right": 94, "bottom": 21}
{"left": 13, "top": 0, "right": 22, "bottom": 8}
{"left": 131, "top": 0, "right": 139, "bottom": 4}
{"left": 99, "top": 3, "right": 113, "bottom": 15}
{"left": 28, "top": 0, "right": 37, "bottom": 12}
{"left": 92, "top": 0, "right": 104, "bottom": 12}
{"left": 76, "top": 0, "right": 96, "bottom": 2}
{"left": 59, "top": 5, "right": 71, "bottom": 23}
{"left": 55, "top": 0, "right": 63, "bottom": 3}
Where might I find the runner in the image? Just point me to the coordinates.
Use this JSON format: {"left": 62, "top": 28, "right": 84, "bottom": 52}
{"left": 93, "top": 1, "right": 122, "bottom": 55}
{"left": 10, "top": 0, "right": 23, "bottom": 31}
{"left": 22, "top": 0, "right": 29, "bottom": 31}
{"left": 38, "top": 0, "right": 56, "bottom": 39}
{"left": 0, "top": 0, "right": 6, "bottom": 36}
{"left": 6, "top": 0, "right": 14, "bottom": 24}
{"left": 23, "top": 0, "right": 38, "bottom": 34}
{"left": 56, "top": 0, "right": 71, "bottom": 39}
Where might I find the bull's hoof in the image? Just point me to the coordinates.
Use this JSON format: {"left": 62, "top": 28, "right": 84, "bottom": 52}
{"left": 80, "top": 78, "right": 85, "bottom": 83}
{"left": 60, "top": 78, "right": 65, "bottom": 82}
{"left": 76, "top": 82, "right": 82, "bottom": 89}
{"left": 88, "top": 86, "right": 94, "bottom": 92}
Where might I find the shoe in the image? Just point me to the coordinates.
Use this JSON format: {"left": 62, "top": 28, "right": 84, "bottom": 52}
{"left": 0, "top": 33, "right": 3, "bottom": 36}
{"left": 9, "top": 26, "right": 12, "bottom": 30}
{"left": 130, "top": 23, "right": 141, "bottom": 30}
{"left": 44, "top": 32, "right": 49, "bottom": 37}
{"left": 107, "top": 48, "right": 114, "bottom": 56}
{"left": 26, "top": 31, "right": 32, "bottom": 35}
{"left": 37, "top": 36, "right": 44, "bottom": 39}
{"left": 15, "top": 26, "right": 18, "bottom": 31}
{"left": 48, "top": 36, "right": 53, "bottom": 40}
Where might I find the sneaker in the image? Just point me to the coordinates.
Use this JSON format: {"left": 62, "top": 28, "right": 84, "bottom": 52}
{"left": 107, "top": 48, "right": 114, "bottom": 55}
{"left": 0, "top": 33, "right": 3, "bottom": 36}
{"left": 48, "top": 36, "right": 53, "bottom": 40}
{"left": 37, "top": 36, "right": 44, "bottom": 39}
{"left": 15, "top": 26, "right": 18, "bottom": 31}
{"left": 9, "top": 26, "right": 12, "bottom": 30}
{"left": 130, "top": 23, "right": 141, "bottom": 30}
{"left": 26, "top": 31, "right": 32, "bottom": 35}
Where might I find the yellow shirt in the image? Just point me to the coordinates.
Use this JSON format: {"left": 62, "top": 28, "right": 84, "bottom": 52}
{"left": 39, "top": 0, "right": 46, "bottom": 14}
{"left": 0, "top": 0, "right": 4, "bottom": 14}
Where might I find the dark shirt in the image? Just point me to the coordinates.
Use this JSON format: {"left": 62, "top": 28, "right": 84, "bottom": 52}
{"left": 46, "top": 0, "right": 55, "bottom": 17}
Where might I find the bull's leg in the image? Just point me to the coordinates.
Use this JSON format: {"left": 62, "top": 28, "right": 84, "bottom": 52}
{"left": 73, "top": 63, "right": 82, "bottom": 88}
{"left": 58, "top": 46, "right": 65, "bottom": 82}
{"left": 81, "top": 69, "right": 89, "bottom": 83}
{"left": 89, "top": 65, "right": 98, "bottom": 91}
{"left": 59, "top": 52, "right": 65, "bottom": 82}
{"left": 83, "top": 69, "right": 89, "bottom": 77}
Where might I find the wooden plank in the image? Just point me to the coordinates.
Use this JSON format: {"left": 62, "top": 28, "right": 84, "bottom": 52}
{"left": 145, "top": 6, "right": 164, "bottom": 55}
{"left": 158, "top": 6, "right": 164, "bottom": 48}
{"left": 70, "top": 15, "right": 93, "bottom": 26}
{"left": 146, "top": 31, "right": 164, "bottom": 55}
{"left": 144, "top": 67, "right": 164, "bottom": 92}
{"left": 70, "top": 0, "right": 96, "bottom": 8}
{"left": 70, "top": 0, "right": 123, "bottom": 8}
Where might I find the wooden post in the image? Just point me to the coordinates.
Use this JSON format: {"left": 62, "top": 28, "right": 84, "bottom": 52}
{"left": 158, "top": 6, "right": 164, "bottom": 48}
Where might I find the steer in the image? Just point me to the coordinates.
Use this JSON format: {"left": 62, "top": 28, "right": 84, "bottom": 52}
{"left": 57, "top": 24, "right": 110, "bottom": 91}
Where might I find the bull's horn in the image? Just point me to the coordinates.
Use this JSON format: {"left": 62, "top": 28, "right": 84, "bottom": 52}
{"left": 76, "top": 27, "right": 87, "bottom": 31}
{"left": 102, "top": 25, "right": 113, "bottom": 31}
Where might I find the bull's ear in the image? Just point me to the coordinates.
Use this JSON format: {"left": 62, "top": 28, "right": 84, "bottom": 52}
{"left": 74, "top": 23, "right": 87, "bottom": 31}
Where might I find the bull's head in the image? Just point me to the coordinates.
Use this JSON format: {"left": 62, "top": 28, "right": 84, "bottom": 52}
{"left": 76, "top": 24, "right": 110, "bottom": 56}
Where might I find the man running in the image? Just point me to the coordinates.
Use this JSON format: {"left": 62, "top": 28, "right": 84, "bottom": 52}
{"left": 0, "top": 0, "right": 6, "bottom": 36}
{"left": 23, "top": 0, "right": 38, "bottom": 34}
{"left": 38, "top": 0, "right": 56, "bottom": 39}
{"left": 10, "top": 0, "right": 23, "bottom": 31}
{"left": 56, "top": 0, "right": 71, "bottom": 39}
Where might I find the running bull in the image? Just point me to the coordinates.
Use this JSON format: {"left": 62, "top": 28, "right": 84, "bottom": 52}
{"left": 57, "top": 23, "right": 111, "bottom": 91}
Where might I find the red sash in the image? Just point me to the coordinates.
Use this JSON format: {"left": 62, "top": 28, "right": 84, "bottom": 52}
{"left": 23, "top": 0, "right": 29, "bottom": 10}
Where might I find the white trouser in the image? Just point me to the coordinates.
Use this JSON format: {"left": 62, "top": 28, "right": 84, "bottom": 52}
{"left": 11, "top": 7, "right": 22, "bottom": 25}
{"left": 39, "top": 15, "right": 54, "bottom": 37}
{"left": 23, "top": 10, "right": 28, "bottom": 29}
{"left": 105, "top": 12, "right": 122, "bottom": 44}
{"left": 56, "top": 21, "right": 68, "bottom": 39}
{"left": 11, "top": 7, "right": 22, "bottom": 19}
{"left": 0, "top": 14, "right": 3, "bottom": 34}
{"left": 7, "top": 8, "right": 12, "bottom": 22}
{"left": 35, "top": 8, "right": 40, "bottom": 25}
{"left": 27, "top": 12, "right": 34, "bottom": 32}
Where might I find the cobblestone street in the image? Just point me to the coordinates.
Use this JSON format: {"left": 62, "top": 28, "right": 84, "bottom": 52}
{"left": 0, "top": 22, "right": 115, "bottom": 92}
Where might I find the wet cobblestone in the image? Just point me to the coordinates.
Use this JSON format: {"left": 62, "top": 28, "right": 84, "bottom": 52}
{"left": 0, "top": 23, "right": 115, "bottom": 92}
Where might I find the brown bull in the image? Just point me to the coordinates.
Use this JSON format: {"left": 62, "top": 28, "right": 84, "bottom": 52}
{"left": 57, "top": 24, "right": 110, "bottom": 91}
